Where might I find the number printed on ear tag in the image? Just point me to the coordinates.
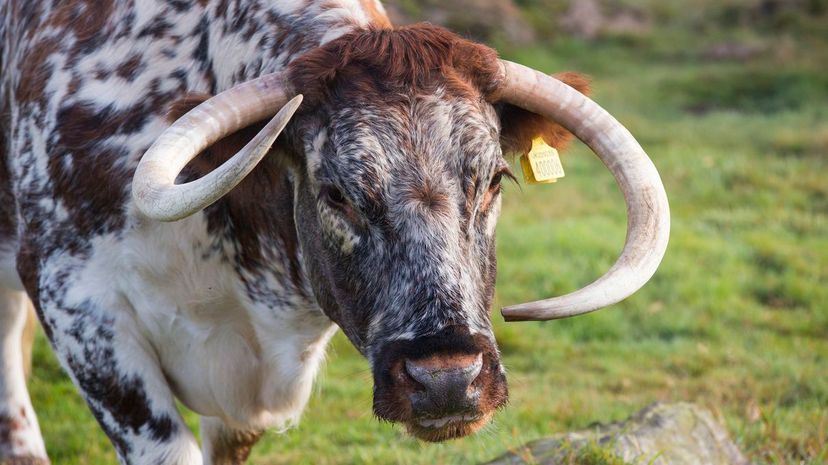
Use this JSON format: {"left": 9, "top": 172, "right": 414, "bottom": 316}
{"left": 520, "top": 137, "right": 565, "bottom": 184}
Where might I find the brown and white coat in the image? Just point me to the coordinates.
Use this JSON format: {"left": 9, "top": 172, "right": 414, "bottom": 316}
{"left": 1, "top": 2, "right": 401, "bottom": 463}
{"left": 0, "top": 1, "right": 669, "bottom": 464}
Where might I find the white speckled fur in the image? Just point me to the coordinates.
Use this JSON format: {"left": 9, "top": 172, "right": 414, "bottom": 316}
{"left": 0, "top": 0, "right": 515, "bottom": 462}
{"left": 0, "top": 1, "right": 374, "bottom": 463}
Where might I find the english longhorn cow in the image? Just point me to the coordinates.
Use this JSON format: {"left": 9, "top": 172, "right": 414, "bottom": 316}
{"left": 0, "top": 1, "right": 669, "bottom": 464}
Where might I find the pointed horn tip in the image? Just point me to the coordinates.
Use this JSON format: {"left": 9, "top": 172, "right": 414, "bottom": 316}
{"left": 501, "top": 303, "right": 595, "bottom": 322}
{"left": 287, "top": 94, "right": 305, "bottom": 108}
{"left": 272, "top": 94, "right": 303, "bottom": 124}
{"left": 287, "top": 94, "right": 303, "bottom": 110}
{"left": 500, "top": 307, "right": 530, "bottom": 322}
{"left": 500, "top": 306, "right": 544, "bottom": 322}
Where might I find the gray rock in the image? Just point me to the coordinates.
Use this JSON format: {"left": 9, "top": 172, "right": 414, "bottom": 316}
{"left": 482, "top": 402, "right": 750, "bottom": 465}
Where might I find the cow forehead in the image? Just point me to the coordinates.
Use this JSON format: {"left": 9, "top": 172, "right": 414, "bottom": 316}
{"left": 311, "top": 92, "right": 502, "bottom": 196}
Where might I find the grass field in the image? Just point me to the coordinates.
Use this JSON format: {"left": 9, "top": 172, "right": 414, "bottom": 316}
{"left": 27, "top": 4, "right": 827, "bottom": 465}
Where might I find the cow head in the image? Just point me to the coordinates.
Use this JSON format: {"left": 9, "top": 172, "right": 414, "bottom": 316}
{"left": 277, "top": 26, "right": 597, "bottom": 440}
{"left": 132, "top": 24, "right": 669, "bottom": 441}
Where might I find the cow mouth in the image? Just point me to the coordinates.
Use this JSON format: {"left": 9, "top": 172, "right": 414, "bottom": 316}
{"left": 405, "top": 412, "right": 492, "bottom": 442}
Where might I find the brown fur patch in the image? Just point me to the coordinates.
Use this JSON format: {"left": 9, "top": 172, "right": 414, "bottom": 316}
{"left": 287, "top": 24, "right": 502, "bottom": 107}
{"left": 287, "top": 24, "right": 589, "bottom": 158}
{"left": 44, "top": 0, "right": 115, "bottom": 43}
{"left": 50, "top": 117, "right": 133, "bottom": 236}
{"left": 115, "top": 54, "right": 143, "bottom": 80}
{"left": 207, "top": 428, "right": 263, "bottom": 465}
{"left": 16, "top": 37, "right": 61, "bottom": 104}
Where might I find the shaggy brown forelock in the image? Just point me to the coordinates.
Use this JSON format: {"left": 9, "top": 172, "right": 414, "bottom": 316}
{"left": 287, "top": 23, "right": 503, "bottom": 107}
{"left": 286, "top": 23, "right": 591, "bottom": 160}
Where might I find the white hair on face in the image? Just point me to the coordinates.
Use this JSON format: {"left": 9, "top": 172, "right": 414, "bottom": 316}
{"left": 318, "top": 204, "right": 362, "bottom": 255}
{"left": 317, "top": 90, "right": 504, "bottom": 346}
{"left": 306, "top": 128, "right": 329, "bottom": 186}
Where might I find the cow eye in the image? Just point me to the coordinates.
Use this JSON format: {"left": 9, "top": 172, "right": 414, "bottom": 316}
{"left": 489, "top": 167, "right": 514, "bottom": 193}
{"left": 482, "top": 168, "right": 513, "bottom": 213}
{"left": 320, "top": 185, "right": 348, "bottom": 209}
{"left": 489, "top": 172, "right": 503, "bottom": 191}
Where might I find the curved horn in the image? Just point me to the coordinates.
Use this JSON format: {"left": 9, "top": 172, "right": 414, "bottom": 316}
{"left": 496, "top": 60, "right": 670, "bottom": 321}
{"left": 132, "top": 73, "right": 302, "bottom": 221}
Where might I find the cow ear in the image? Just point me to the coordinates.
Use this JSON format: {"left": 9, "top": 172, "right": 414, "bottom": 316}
{"left": 498, "top": 72, "right": 590, "bottom": 156}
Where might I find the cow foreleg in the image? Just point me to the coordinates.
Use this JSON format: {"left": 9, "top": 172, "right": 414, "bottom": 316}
{"left": 33, "top": 289, "right": 201, "bottom": 465}
{"left": 0, "top": 289, "right": 48, "bottom": 465}
{"left": 200, "top": 417, "right": 263, "bottom": 465}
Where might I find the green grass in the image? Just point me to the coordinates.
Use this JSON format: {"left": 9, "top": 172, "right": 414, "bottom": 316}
{"left": 26, "top": 5, "right": 828, "bottom": 465}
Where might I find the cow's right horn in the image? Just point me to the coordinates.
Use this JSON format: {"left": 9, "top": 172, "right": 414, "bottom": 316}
{"left": 132, "top": 73, "right": 301, "bottom": 222}
{"left": 494, "top": 60, "right": 670, "bottom": 322}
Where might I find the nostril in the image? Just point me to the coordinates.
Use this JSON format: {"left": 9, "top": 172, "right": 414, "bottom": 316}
{"left": 401, "top": 362, "right": 427, "bottom": 391}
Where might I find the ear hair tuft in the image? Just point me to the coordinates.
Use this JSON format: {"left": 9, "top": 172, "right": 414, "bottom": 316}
{"left": 498, "top": 72, "right": 591, "bottom": 156}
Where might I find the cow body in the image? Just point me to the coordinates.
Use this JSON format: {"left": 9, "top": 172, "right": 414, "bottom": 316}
{"left": 0, "top": 0, "right": 627, "bottom": 462}
{"left": 1, "top": 1, "right": 390, "bottom": 463}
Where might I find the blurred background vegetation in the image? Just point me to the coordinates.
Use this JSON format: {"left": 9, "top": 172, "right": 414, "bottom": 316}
{"left": 31, "top": 0, "right": 827, "bottom": 464}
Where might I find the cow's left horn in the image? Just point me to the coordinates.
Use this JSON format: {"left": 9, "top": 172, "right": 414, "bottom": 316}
{"left": 495, "top": 60, "right": 670, "bottom": 321}
{"left": 132, "top": 73, "right": 301, "bottom": 221}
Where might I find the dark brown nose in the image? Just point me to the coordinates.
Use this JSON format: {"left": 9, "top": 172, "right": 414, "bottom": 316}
{"left": 404, "top": 353, "right": 483, "bottom": 419}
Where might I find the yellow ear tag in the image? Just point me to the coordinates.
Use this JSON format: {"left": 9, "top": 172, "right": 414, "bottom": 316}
{"left": 520, "top": 137, "right": 565, "bottom": 184}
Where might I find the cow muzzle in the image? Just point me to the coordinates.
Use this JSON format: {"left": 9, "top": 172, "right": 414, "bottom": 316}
{"left": 371, "top": 328, "right": 507, "bottom": 442}
{"left": 406, "top": 353, "right": 482, "bottom": 418}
